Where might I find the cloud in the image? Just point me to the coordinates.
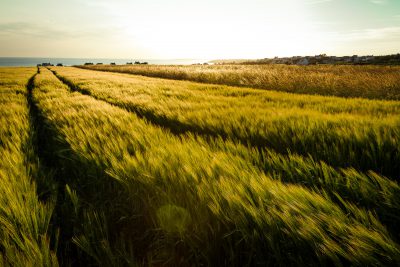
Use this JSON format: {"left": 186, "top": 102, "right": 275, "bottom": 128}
{"left": 0, "top": 22, "right": 74, "bottom": 38}
{"left": 369, "top": 0, "right": 388, "bottom": 4}
{"left": 0, "top": 22, "right": 120, "bottom": 40}
{"left": 324, "top": 26, "right": 400, "bottom": 44}
{"left": 343, "top": 27, "right": 400, "bottom": 41}
{"left": 305, "top": 0, "right": 333, "bottom": 5}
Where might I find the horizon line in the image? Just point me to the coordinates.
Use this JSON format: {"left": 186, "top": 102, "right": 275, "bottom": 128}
{"left": 1, "top": 53, "right": 399, "bottom": 60}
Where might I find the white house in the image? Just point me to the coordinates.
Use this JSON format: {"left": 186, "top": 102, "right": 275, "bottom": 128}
{"left": 297, "top": 58, "right": 309, "bottom": 65}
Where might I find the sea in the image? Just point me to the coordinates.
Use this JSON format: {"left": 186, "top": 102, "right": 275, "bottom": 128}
{"left": 0, "top": 57, "right": 211, "bottom": 67}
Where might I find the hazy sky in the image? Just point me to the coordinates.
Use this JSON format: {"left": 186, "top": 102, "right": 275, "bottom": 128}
{"left": 0, "top": 0, "right": 399, "bottom": 59}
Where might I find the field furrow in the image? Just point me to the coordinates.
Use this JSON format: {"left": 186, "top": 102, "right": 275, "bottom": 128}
{"left": 30, "top": 68, "right": 400, "bottom": 266}
{"left": 51, "top": 67, "right": 400, "bottom": 182}
{"left": 0, "top": 67, "right": 58, "bottom": 266}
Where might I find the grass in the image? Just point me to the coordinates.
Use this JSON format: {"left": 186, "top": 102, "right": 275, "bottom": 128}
{"left": 0, "top": 67, "right": 58, "bottom": 266}
{"left": 79, "top": 64, "right": 400, "bottom": 100}
{"left": 1, "top": 65, "right": 400, "bottom": 265}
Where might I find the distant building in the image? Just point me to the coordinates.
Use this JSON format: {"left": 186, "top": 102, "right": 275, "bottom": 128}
{"left": 297, "top": 58, "right": 309, "bottom": 65}
{"left": 343, "top": 57, "right": 352, "bottom": 63}
{"left": 239, "top": 53, "right": 400, "bottom": 66}
{"left": 352, "top": 55, "right": 360, "bottom": 63}
{"left": 110, "top": 62, "right": 116, "bottom": 65}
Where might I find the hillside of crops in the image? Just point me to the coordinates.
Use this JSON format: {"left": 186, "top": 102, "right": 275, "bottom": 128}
{"left": 79, "top": 64, "right": 400, "bottom": 100}
{"left": 0, "top": 66, "right": 399, "bottom": 266}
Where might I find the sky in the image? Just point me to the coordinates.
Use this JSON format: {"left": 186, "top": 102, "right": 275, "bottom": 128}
{"left": 0, "top": 0, "right": 399, "bottom": 59}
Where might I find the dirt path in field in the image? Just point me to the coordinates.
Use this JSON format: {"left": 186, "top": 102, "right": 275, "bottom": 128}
{"left": 26, "top": 68, "right": 56, "bottom": 201}
{"left": 27, "top": 68, "right": 93, "bottom": 266}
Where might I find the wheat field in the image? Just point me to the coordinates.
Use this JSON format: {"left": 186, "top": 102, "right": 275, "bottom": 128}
{"left": 0, "top": 65, "right": 399, "bottom": 266}
{"left": 80, "top": 64, "right": 400, "bottom": 100}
